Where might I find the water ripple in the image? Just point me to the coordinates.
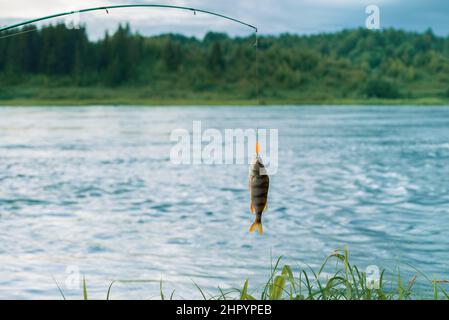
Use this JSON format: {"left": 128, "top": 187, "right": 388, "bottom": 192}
{"left": 0, "top": 106, "right": 449, "bottom": 298}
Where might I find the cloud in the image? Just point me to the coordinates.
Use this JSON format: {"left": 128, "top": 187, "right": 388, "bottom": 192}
{"left": 1, "top": 0, "right": 448, "bottom": 38}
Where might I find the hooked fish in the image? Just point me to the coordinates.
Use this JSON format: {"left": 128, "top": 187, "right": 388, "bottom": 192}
{"left": 249, "top": 141, "right": 269, "bottom": 235}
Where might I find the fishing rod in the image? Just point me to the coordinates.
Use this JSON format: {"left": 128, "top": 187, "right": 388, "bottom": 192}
{"left": 0, "top": 4, "right": 257, "bottom": 33}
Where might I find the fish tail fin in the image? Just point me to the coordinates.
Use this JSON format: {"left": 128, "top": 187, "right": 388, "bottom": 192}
{"left": 249, "top": 218, "right": 263, "bottom": 235}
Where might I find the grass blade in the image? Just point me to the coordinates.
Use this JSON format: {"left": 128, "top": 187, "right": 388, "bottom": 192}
{"left": 82, "top": 276, "right": 88, "bottom": 300}
{"left": 51, "top": 275, "right": 66, "bottom": 300}
{"left": 192, "top": 280, "right": 208, "bottom": 300}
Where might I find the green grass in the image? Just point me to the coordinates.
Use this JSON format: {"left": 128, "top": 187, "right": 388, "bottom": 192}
{"left": 2, "top": 97, "right": 449, "bottom": 107}
{"left": 63, "top": 248, "right": 449, "bottom": 300}
{"left": 1, "top": 86, "right": 449, "bottom": 106}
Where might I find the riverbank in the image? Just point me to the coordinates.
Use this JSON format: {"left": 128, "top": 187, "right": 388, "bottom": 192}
{"left": 3, "top": 27, "right": 449, "bottom": 108}
{"left": 2, "top": 83, "right": 449, "bottom": 106}
{"left": 1, "top": 97, "right": 449, "bottom": 106}
{"left": 2, "top": 85, "right": 449, "bottom": 106}
{"left": 78, "top": 248, "right": 449, "bottom": 300}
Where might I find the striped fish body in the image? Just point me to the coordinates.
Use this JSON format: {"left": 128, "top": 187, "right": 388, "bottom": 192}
{"left": 249, "top": 156, "right": 269, "bottom": 235}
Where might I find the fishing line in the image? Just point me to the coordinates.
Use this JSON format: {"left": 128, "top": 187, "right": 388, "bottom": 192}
{"left": 255, "top": 31, "right": 260, "bottom": 106}
{"left": 255, "top": 32, "right": 261, "bottom": 157}
{"left": 0, "top": 28, "right": 39, "bottom": 39}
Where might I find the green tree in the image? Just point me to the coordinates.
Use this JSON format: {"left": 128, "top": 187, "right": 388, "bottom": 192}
{"left": 364, "top": 78, "right": 401, "bottom": 99}
{"left": 208, "top": 42, "right": 225, "bottom": 73}
{"left": 163, "top": 39, "right": 182, "bottom": 71}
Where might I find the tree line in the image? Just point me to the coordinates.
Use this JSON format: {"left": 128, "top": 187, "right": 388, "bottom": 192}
{"left": 1, "top": 23, "right": 449, "bottom": 101}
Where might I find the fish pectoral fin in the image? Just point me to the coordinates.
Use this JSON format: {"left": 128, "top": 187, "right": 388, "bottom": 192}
{"left": 263, "top": 201, "right": 268, "bottom": 212}
{"left": 249, "top": 179, "right": 254, "bottom": 214}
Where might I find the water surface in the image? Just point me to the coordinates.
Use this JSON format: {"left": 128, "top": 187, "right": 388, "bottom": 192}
{"left": 0, "top": 106, "right": 448, "bottom": 299}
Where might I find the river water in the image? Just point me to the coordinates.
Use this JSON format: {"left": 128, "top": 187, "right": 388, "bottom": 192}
{"left": 0, "top": 106, "right": 448, "bottom": 299}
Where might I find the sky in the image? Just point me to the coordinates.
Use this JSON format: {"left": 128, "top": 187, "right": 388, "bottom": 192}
{"left": 1, "top": 0, "right": 448, "bottom": 39}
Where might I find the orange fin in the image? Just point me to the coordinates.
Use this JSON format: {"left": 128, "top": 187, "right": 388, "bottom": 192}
{"left": 249, "top": 179, "right": 254, "bottom": 214}
{"left": 249, "top": 220, "right": 263, "bottom": 235}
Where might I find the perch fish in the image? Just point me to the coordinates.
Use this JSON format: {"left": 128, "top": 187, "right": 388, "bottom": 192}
{"left": 249, "top": 141, "right": 269, "bottom": 235}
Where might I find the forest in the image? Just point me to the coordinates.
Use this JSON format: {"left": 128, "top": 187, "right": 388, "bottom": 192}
{"left": 1, "top": 23, "right": 449, "bottom": 105}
